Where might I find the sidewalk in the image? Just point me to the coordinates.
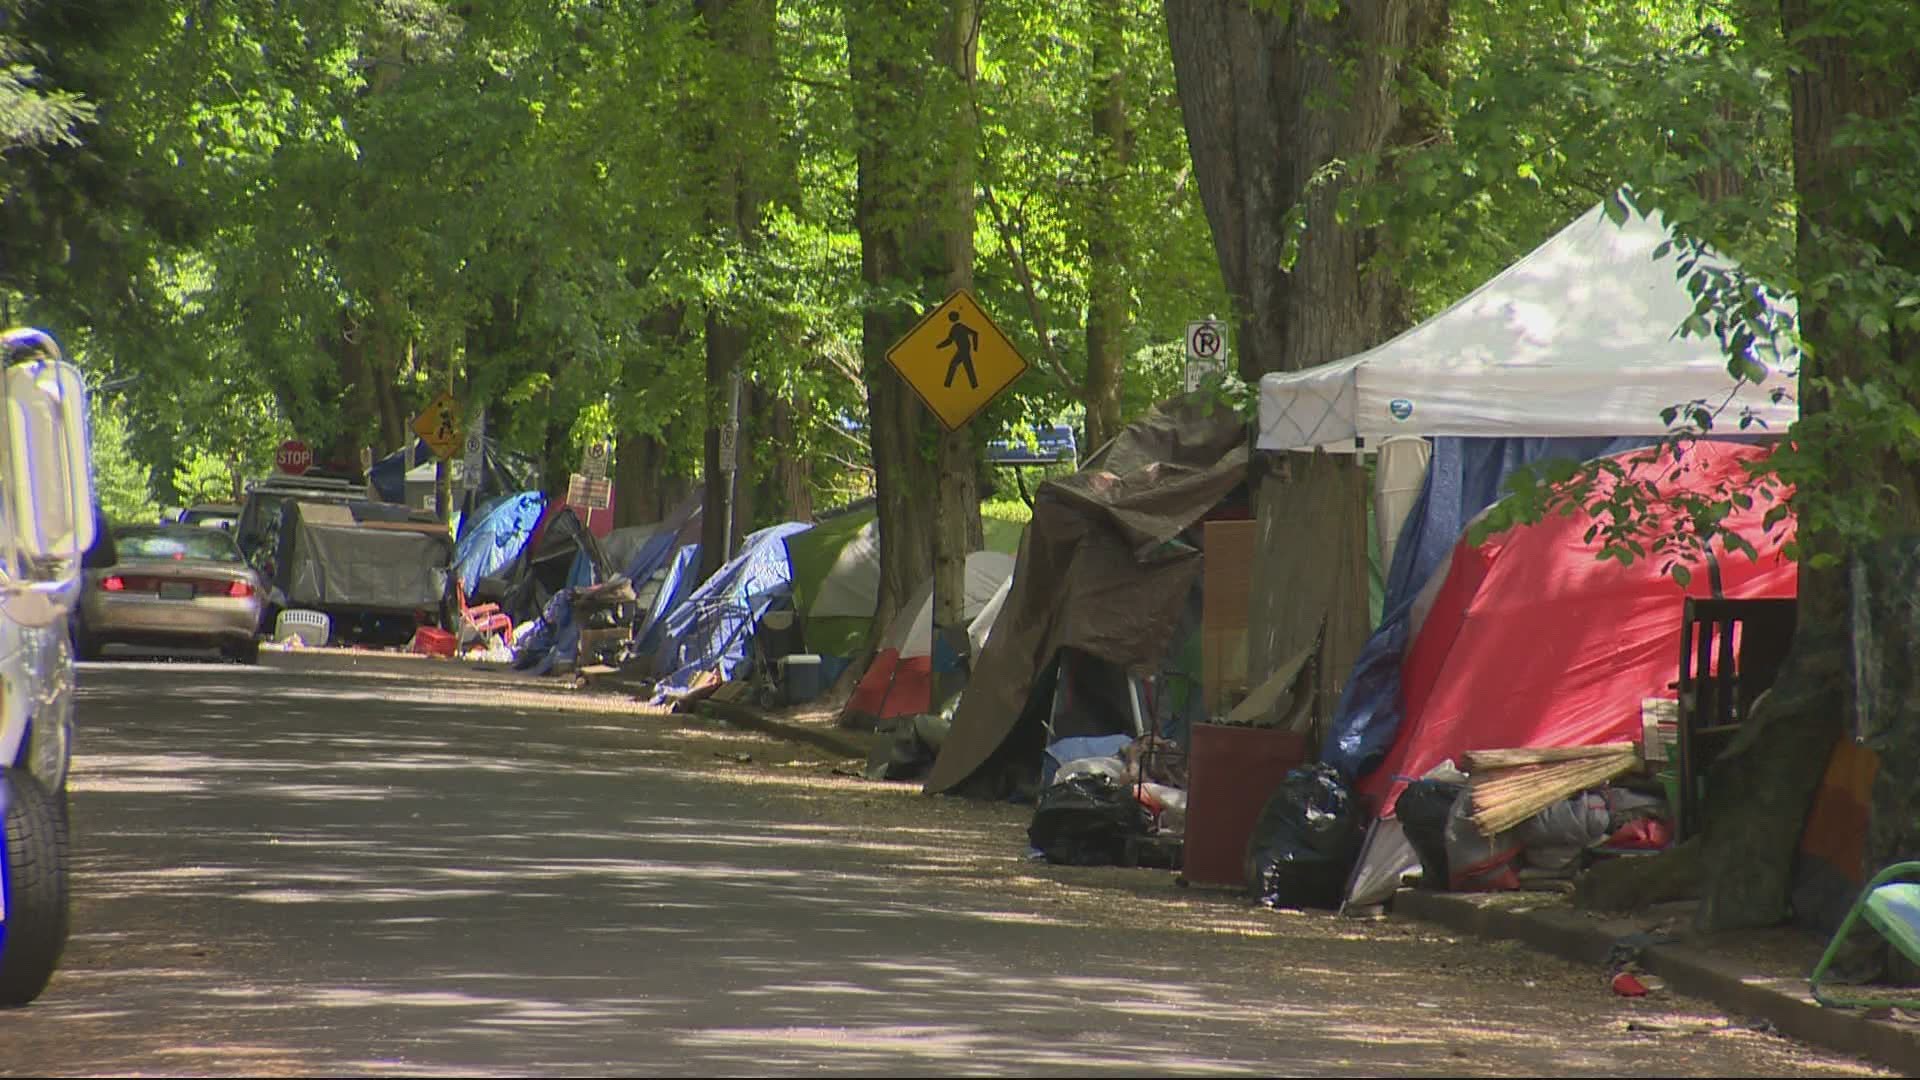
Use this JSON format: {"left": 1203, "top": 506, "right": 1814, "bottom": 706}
{"left": 1392, "top": 888, "right": 1920, "bottom": 1074}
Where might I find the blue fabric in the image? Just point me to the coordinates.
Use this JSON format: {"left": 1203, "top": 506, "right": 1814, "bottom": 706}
{"left": 651, "top": 522, "right": 809, "bottom": 694}
{"left": 369, "top": 440, "right": 430, "bottom": 505}
{"left": 512, "top": 587, "right": 580, "bottom": 675}
{"left": 634, "top": 543, "right": 702, "bottom": 663}
{"left": 623, "top": 498, "right": 702, "bottom": 586}
{"left": 452, "top": 491, "right": 546, "bottom": 596}
{"left": 1321, "top": 435, "right": 1658, "bottom": 783}
{"left": 1042, "top": 734, "right": 1136, "bottom": 787}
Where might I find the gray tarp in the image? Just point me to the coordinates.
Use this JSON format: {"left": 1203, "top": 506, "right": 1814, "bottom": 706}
{"left": 279, "top": 502, "right": 452, "bottom": 613}
{"left": 924, "top": 395, "right": 1250, "bottom": 795}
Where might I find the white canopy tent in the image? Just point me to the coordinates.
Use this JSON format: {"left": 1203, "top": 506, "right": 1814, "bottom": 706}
{"left": 1257, "top": 202, "right": 1799, "bottom": 455}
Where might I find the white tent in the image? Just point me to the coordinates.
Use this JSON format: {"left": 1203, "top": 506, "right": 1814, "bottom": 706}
{"left": 1257, "top": 203, "right": 1799, "bottom": 454}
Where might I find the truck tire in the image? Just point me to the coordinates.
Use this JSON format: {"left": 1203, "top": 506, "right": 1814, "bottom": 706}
{"left": 0, "top": 768, "right": 69, "bottom": 1006}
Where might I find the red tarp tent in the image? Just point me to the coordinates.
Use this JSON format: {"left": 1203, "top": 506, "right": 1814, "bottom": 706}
{"left": 1361, "top": 440, "right": 1798, "bottom": 811}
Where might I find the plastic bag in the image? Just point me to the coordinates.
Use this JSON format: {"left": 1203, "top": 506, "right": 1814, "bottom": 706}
{"left": 1028, "top": 774, "right": 1152, "bottom": 866}
{"left": 1394, "top": 778, "right": 1465, "bottom": 889}
{"left": 1443, "top": 786, "right": 1524, "bottom": 891}
{"left": 1246, "top": 763, "right": 1364, "bottom": 909}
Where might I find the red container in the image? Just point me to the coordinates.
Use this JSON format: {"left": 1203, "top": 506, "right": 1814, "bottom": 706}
{"left": 1182, "top": 724, "right": 1310, "bottom": 887}
{"left": 411, "top": 625, "right": 457, "bottom": 658}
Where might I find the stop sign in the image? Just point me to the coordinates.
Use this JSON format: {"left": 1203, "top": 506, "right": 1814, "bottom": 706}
{"left": 276, "top": 440, "right": 313, "bottom": 476}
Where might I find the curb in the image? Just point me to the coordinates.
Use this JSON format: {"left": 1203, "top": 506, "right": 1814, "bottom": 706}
{"left": 1393, "top": 889, "right": 1920, "bottom": 1074}
{"left": 693, "top": 699, "right": 875, "bottom": 761}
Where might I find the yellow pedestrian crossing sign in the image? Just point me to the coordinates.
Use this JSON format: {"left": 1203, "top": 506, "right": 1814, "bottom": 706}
{"left": 885, "top": 289, "right": 1028, "bottom": 432}
{"left": 411, "top": 392, "right": 463, "bottom": 459}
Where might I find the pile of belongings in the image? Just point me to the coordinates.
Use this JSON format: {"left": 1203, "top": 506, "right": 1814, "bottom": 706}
{"left": 1027, "top": 734, "right": 1188, "bottom": 867}
{"left": 1395, "top": 743, "right": 1671, "bottom": 893}
{"left": 510, "top": 575, "right": 641, "bottom": 676}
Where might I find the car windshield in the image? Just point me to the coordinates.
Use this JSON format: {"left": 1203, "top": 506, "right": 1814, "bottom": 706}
{"left": 114, "top": 528, "right": 244, "bottom": 564}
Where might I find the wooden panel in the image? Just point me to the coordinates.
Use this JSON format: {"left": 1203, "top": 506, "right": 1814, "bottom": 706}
{"left": 1203, "top": 520, "right": 1259, "bottom": 714}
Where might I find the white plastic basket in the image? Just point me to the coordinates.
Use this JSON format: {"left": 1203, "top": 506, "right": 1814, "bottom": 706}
{"left": 275, "top": 609, "right": 330, "bottom": 647}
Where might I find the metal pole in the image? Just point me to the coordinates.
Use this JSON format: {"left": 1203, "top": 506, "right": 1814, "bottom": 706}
{"left": 720, "top": 369, "right": 742, "bottom": 562}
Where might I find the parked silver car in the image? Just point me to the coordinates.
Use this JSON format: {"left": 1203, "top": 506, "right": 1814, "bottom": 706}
{"left": 75, "top": 524, "right": 264, "bottom": 663}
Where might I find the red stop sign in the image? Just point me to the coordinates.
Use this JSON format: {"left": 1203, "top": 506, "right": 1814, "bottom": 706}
{"left": 276, "top": 440, "right": 313, "bottom": 475}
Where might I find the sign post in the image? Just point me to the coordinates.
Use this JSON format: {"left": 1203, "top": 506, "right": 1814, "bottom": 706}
{"left": 884, "top": 288, "right": 1029, "bottom": 708}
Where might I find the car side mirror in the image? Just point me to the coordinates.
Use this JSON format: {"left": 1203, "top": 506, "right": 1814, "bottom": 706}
{"left": 0, "top": 329, "right": 96, "bottom": 627}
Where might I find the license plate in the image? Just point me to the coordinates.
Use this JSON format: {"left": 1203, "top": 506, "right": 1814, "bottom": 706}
{"left": 159, "top": 582, "right": 195, "bottom": 601}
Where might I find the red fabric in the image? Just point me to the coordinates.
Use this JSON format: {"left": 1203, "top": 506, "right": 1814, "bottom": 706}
{"left": 845, "top": 648, "right": 932, "bottom": 721}
{"left": 1365, "top": 441, "right": 1798, "bottom": 812}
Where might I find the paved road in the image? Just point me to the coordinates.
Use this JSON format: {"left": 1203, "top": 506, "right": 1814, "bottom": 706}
{"left": 0, "top": 659, "right": 1887, "bottom": 1077}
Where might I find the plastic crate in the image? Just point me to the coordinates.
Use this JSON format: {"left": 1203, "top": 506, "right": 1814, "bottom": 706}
{"left": 275, "top": 609, "right": 330, "bottom": 647}
{"left": 411, "top": 625, "right": 457, "bottom": 658}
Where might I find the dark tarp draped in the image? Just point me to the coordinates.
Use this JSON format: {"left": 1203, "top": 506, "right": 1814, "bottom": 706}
{"left": 923, "top": 396, "right": 1249, "bottom": 795}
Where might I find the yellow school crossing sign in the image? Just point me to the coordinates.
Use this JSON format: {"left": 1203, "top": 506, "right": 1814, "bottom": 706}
{"left": 885, "top": 289, "right": 1028, "bottom": 432}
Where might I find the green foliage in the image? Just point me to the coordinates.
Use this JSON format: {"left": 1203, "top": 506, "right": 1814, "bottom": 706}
{"left": 88, "top": 394, "right": 159, "bottom": 525}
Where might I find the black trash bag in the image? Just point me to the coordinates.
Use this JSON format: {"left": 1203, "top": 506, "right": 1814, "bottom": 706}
{"left": 1028, "top": 774, "right": 1152, "bottom": 867}
{"left": 1394, "top": 778, "right": 1466, "bottom": 889}
{"left": 1246, "top": 763, "right": 1365, "bottom": 909}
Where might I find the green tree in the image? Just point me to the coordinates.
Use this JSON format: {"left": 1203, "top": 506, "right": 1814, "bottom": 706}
{"left": 88, "top": 394, "right": 158, "bottom": 524}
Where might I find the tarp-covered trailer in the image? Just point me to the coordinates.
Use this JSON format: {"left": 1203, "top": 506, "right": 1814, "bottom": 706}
{"left": 269, "top": 500, "right": 455, "bottom": 645}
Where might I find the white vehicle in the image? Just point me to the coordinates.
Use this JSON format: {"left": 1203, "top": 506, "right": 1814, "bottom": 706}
{"left": 0, "top": 328, "right": 96, "bottom": 1006}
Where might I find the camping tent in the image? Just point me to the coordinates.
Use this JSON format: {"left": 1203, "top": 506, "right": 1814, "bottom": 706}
{"left": 1365, "top": 440, "right": 1796, "bottom": 810}
{"left": 1256, "top": 201, "right": 1798, "bottom": 455}
{"left": 843, "top": 551, "right": 1015, "bottom": 726}
{"left": 924, "top": 397, "right": 1249, "bottom": 796}
{"left": 648, "top": 521, "right": 810, "bottom": 696}
{"left": 783, "top": 503, "right": 881, "bottom": 664}
{"left": 452, "top": 491, "right": 545, "bottom": 597}
{"left": 1341, "top": 441, "right": 1797, "bottom": 905}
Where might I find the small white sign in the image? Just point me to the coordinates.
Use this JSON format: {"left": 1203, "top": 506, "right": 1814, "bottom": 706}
{"left": 1185, "top": 318, "right": 1229, "bottom": 392}
{"left": 462, "top": 408, "right": 487, "bottom": 492}
{"left": 581, "top": 439, "right": 609, "bottom": 482}
{"left": 717, "top": 425, "right": 739, "bottom": 474}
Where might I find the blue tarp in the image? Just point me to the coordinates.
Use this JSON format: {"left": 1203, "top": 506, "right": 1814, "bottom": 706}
{"left": 622, "top": 496, "right": 703, "bottom": 587}
{"left": 452, "top": 491, "right": 546, "bottom": 597}
{"left": 1322, "top": 435, "right": 1657, "bottom": 784}
{"left": 635, "top": 543, "right": 702, "bottom": 664}
{"left": 650, "top": 522, "right": 809, "bottom": 695}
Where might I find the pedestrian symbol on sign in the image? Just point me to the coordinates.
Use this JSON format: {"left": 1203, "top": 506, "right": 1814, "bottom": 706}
{"left": 939, "top": 311, "right": 981, "bottom": 390}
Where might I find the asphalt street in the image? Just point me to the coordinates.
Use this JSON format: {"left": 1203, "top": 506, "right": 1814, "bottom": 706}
{"left": 0, "top": 657, "right": 1889, "bottom": 1077}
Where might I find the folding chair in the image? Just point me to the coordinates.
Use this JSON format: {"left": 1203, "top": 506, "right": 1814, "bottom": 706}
{"left": 455, "top": 583, "right": 512, "bottom": 642}
{"left": 1810, "top": 860, "right": 1920, "bottom": 1009}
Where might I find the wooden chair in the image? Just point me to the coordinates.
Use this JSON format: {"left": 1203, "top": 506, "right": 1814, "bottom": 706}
{"left": 1673, "top": 597, "right": 1797, "bottom": 840}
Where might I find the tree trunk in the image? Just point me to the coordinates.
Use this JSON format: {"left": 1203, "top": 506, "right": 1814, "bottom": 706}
{"left": 1689, "top": 0, "right": 1920, "bottom": 932}
{"left": 931, "top": 0, "right": 981, "bottom": 643}
{"left": 698, "top": 314, "right": 747, "bottom": 581}
{"left": 1083, "top": 5, "right": 1132, "bottom": 454}
{"left": 847, "top": 0, "right": 980, "bottom": 638}
{"left": 1162, "top": 0, "right": 1441, "bottom": 379}
{"left": 614, "top": 432, "right": 676, "bottom": 527}
{"left": 1163, "top": 0, "right": 1442, "bottom": 734}
{"left": 694, "top": 0, "right": 776, "bottom": 583}
{"left": 762, "top": 395, "right": 814, "bottom": 524}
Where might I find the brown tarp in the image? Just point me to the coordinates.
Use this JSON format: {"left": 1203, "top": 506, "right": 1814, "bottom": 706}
{"left": 923, "top": 396, "right": 1250, "bottom": 794}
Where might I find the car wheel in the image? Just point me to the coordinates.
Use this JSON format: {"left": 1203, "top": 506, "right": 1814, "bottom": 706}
{"left": 0, "top": 768, "right": 70, "bottom": 1007}
{"left": 224, "top": 638, "right": 260, "bottom": 665}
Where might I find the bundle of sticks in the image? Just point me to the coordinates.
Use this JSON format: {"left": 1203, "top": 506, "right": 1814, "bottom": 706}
{"left": 1462, "top": 742, "right": 1641, "bottom": 836}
